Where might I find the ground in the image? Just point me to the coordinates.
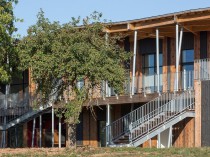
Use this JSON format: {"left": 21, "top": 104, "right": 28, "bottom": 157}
{"left": 0, "top": 147, "right": 210, "bottom": 157}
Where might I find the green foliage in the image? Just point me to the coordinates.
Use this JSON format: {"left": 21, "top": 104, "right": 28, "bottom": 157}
{"left": 18, "top": 10, "right": 131, "bottom": 123}
{"left": 0, "top": 0, "right": 20, "bottom": 84}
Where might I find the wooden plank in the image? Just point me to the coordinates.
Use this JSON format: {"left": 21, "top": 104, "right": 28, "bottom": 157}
{"left": 142, "top": 136, "right": 157, "bottom": 148}
{"left": 82, "top": 109, "right": 90, "bottom": 146}
{"left": 177, "top": 14, "right": 210, "bottom": 23}
{"left": 82, "top": 108, "right": 98, "bottom": 147}
{"left": 184, "top": 118, "right": 195, "bottom": 147}
{"left": 106, "top": 24, "right": 128, "bottom": 33}
{"left": 169, "top": 38, "right": 176, "bottom": 91}
{"left": 113, "top": 105, "right": 121, "bottom": 121}
{"left": 89, "top": 108, "right": 98, "bottom": 147}
{"left": 85, "top": 93, "right": 159, "bottom": 106}
{"left": 194, "top": 33, "right": 200, "bottom": 60}
{"left": 190, "top": 26, "right": 210, "bottom": 32}
{"left": 173, "top": 120, "right": 185, "bottom": 147}
{"left": 23, "top": 123, "right": 28, "bottom": 147}
{"left": 151, "top": 136, "right": 157, "bottom": 148}
{"left": 142, "top": 140, "right": 150, "bottom": 148}
{"left": 182, "top": 26, "right": 198, "bottom": 36}
{"left": 135, "top": 20, "right": 175, "bottom": 30}
{"left": 207, "top": 31, "right": 210, "bottom": 58}
{"left": 163, "top": 37, "right": 168, "bottom": 92}
{"left": 127, "top": 23, "right": 135, "bottom": 30}
{"left": 181, "top": 20, "right": 210, "bottom": 27}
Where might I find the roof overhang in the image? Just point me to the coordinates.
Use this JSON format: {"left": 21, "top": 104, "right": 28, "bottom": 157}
{"left": 105, "top": 7, "right": 210, "bottom": 39}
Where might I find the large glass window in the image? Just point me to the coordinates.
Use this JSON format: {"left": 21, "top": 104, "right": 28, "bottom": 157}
{"left": 182, "top": 50, "right": 194, "bottom": 71}
{"left": 181, "top": 49, "right": 194, "bottom": 89}
{"left": 143, "top": 53, "right": 163, "bottom": 75}
{"left": 142, "top": 53, "right": 163, "bottom": 92}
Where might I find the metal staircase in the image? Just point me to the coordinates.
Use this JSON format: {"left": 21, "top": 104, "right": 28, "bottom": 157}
{"left": 105, "top": 92, "right": 176, "bottom": 146}
{"left": 0, "top": 104, "right": 52, "bottom": 131}
{"left": 106, "top": 90, "right": 195, "bottom": 147}
{"left": 0, "top": 103, "right": 52, "bottom": 131}
{"left": 0, "top": 80, "right": 60, "bottom": 131}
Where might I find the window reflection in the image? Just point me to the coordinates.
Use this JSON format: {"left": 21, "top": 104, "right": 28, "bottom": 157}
{"left": 142, "top": 53, "right": 163, "bottom": 92}
{"left": 182, "top": 50, "right": 194, "bottom": 71}
{"left": 143, "top": 53, "right": 163, "bottom": 75}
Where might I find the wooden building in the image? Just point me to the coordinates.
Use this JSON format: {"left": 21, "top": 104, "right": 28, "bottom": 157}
{"left": 1, "top": 7, "right": 210, "bottom": 148}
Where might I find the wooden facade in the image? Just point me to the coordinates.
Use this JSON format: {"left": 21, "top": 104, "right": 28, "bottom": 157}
{"left": 80, "top": 8, "right": 210, "bottom": 148}
{"left": 2, "top": 7, "right": 210, "bottom": 148}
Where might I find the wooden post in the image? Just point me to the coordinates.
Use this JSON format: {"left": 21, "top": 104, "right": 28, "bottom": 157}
{"left": 162, "top": 37, "right": 168, "bottom": 92}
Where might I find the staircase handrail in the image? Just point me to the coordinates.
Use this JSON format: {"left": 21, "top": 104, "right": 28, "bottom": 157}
{"left": 129, "top": 90, "right": 195, "bottom": 142}
{"left": 106, "top": 92, "right": 175, "bottom": 143}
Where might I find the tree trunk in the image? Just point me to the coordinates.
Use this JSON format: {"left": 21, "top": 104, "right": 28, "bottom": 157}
{"left": 66, "top": 123, "right": 76, "bottom": 148}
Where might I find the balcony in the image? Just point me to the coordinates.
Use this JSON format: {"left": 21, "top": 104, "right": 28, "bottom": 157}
{"left": 102, "top": 70, "right": 194, "bottom": 97}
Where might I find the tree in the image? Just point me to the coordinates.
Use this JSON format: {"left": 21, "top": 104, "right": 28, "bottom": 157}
{"left": 18, "top": 10, "right": 131, "bottom": 147}
{"left": 0, "top": 0, "right": 19, "bottom": 84}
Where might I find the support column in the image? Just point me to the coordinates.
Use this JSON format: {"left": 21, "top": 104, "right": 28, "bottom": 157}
{"left": 106, "top": 104, "right": 111, "bottom": 146}
{"left": 39, "top": 115, "right": 42, "bottom": 147}
{"left": 105, "top": 81, "right": 111, "bottom": 97}
{"left": 3, "top": 84, "right": 10, "bottom": 148}
{"left": 59, "top": 117, "right": 61, "bottom": 148}
{"left": 178, "top": 27, "right": 184, "bottom": 90}
{"left": 52, "top": 107, "right": 54, "bottom": 147}
{"left": 168, "top": 126, "right": 172, "bottom": 148}
{"left": 32, "top": 118, "right": 36, "bottom": 147}
{"left": 156, "top": 28, "right": 160, "bottom": 93}
{"left": 15, "top": 127, "right": 18, "bottom": 148}
{"left": 132, "top": 30, "right": 138, "bottom": 95}
{"left": 159, "top": 128, "right": 172, "bottom": 148}
{"left": 175, "top": 25, "right": 184, "bottom": 91}
{"left": 176, "top": 24, "right": 179, "bottom": 91}
{"left": 157, "top": 133, "right": 161, "bottom": 148}
{"left": 178, "top": 28, "right": 183, "bottom": 63}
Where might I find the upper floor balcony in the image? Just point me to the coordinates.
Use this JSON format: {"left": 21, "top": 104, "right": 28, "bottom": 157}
{"left": 0, "top": 57, "right": 209, "bottom": 108}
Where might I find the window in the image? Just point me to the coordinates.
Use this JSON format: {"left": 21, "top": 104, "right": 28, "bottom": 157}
{"left": 76, "top": 79, "right": 84, "bottom": 90}
{"left": 143, "top": 53, "right": 163, "bottom": 75}
{"left": 181, "top": 49, "right": 194, "bottom": 89}
{"left": 142, "top": 53, "right": 163, "bottom": 92}
{"left": 182, "top": 49, "right": 194, "bottom": 71}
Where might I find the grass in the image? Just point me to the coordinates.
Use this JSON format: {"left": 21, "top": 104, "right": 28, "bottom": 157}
{"left": 1, "top": 147, "right": 210, "bottom": 157}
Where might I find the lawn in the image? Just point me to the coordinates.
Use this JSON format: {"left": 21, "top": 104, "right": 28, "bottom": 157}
{"left": 1, "top": 147, "right": 210, "bottom": 157}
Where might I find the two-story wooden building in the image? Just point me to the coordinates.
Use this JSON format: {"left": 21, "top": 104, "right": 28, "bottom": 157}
{"left": 1, "top": 7, "right": 210, "bottom": 148}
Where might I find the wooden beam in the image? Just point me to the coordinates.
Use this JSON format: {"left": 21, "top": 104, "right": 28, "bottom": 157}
{"left": 181, "top": 20, "right": 210, "bottom": 26}
{"left": 107, "top": 29, "right": 128, "bottom": 33}
{"left": 191, "top": 25, "right": 210, "bottom": 32}
{"left": 182, "top": 25, "right": 199, "bottom": 36}
{"left": 177, "top": 14, "right": 210, "bottom": 23}
{"left": 105, "top": 24, "right": 128, "bottom": 33}
{"left": 127, "top": 23, "right": 135, "bottom": 30}
{"left": 135, "top": 20, "right": 175, "bottom": 30}
{"left": 103, "top": 28, "right": 110, "bottom": 33}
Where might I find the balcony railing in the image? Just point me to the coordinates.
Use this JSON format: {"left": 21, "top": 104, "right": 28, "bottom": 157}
{"left": 194, "top": 58, "right": 210, "bottom": 80}
{"left": 0, "top": 89, "right": 29, "bottom": 109}
{"left": 102, "top": 70, "right": 194, "bottom": 97}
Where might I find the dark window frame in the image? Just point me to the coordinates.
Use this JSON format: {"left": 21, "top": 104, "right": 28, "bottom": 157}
{"left": 181, "top": 49, "right": 194, "bottom": 71}
{"left": 142, "top": 53, "right": 163, "bottom": 75}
